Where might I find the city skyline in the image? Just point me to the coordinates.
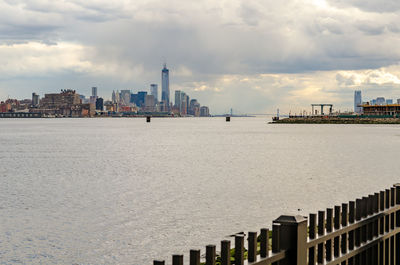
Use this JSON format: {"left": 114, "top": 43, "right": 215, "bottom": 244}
{"left": 0, "top": 63, "right": 215, "bottom": 115}
{"left": 1, "top": 1, "right": 400, "bottom": 114}
{"left": 0, "top": 63, "right": 211, "bottom": 117}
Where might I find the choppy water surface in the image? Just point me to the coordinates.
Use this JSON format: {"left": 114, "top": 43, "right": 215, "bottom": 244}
{"left": 1, "top": 118, "right": 400, "bottom": 264}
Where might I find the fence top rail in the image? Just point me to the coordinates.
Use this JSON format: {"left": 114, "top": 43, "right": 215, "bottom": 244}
{"left": 325, "top": 227, "right": 400, "bottom": 265}
{"left": 244, "top": 249, "right": 287, "bottom": 265}
{"left": 306, "top": 202, "right": 400, "bottom": 248}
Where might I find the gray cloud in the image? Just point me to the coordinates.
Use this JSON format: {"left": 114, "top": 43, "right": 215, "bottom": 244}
{"left": 1, "top": 0, "right": 400, "bottom": 113}
{"left": 2, "top": 0, "right": 400, "bottom": 73}
{"left": 327, "top": 0, "right": 400, "bottom": 13}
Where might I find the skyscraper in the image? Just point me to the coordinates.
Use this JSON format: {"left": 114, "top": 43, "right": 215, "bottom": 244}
{"left": 112, "top": 90, "right": 117, "bottom": 103}
{"left": 354, "top": 90, "right": 362, "bottom": 114}
{"left": 175, "top": 90, "right": 182, "bottom": 109}
{"left": 150, "top": 84, "right": 158, "bottom": 102}
{"left": 144, "top": 95, "right": 156, "bottom": 112}
{"left": 32, "top": 93, "right": 40, "bottom": 107}
{"left": 138, "top": 91, "right": 148, "bottom": 107}
{"left": 112, "top": 90, "right": 121, "bottom": 104}
{"left": 184, "top": 94, "right": 189, "bottom": 114}
{"left": 95, "top": 97, "right": 104, "bottom": 110}
{"left": 130, "top": 93, "right": 139, "bottom": 106}
{"left": 120, "top": 90, "right": 131, "bottom": 105}
{"left": 92, "top": 87, "right": 97, "bottom": 97}
{"left": 161, "top": 64, "right": 170, "bottom": 107}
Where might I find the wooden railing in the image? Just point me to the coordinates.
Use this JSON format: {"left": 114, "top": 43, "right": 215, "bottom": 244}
{"left": 153, "top": 184, "right": 400, "bottom": 265}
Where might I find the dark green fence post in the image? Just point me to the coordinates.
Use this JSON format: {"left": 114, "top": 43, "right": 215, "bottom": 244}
{"left": 190, "top": 250, "right": 200, "bottom": 265}
{"left": 235, "top": 235, "right": 244, "bottom": 265}
{"left": 248, "top": 232, "right": 257, "bottom": 262}
{"left": 260, "top": 228, "right": 269, "bottom": 258}
{"left": 172, "top": 254, "right": 183, "bottom": 265}
{"left": 273, "top": 215, "right": 308, "bottom": 265}
{"left": 221, "top": 240, "right": 230, "bottom": 265}
{"left": 206, "top": 245, "right": 216, "bottom": 265}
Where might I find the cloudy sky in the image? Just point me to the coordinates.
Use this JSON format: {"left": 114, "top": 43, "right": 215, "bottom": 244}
{"left": 1, "top": 0, "right": 400, "bottom": 114}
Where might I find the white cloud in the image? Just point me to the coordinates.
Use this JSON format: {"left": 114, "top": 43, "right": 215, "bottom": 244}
{"left": 336, "top": 69, "right": 400, "bottom": 86}
{"left": 0, "top": 42, "right": 92, "bottom": 76}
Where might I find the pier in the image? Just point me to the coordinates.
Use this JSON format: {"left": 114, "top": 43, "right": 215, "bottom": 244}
{"left": 0, "top": 112, "right": 42, "bottom": 118}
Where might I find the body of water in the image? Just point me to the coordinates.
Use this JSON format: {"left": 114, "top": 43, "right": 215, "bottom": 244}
{"left": 1, "top": 117, "right": 399, "bottom": 264}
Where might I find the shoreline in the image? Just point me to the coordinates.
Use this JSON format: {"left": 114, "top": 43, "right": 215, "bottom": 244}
{"left": 271, "top": 117, "right": 400, "bottom": 124}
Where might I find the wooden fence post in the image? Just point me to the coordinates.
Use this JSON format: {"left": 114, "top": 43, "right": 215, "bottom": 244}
{"left": 273, "top": 215, "right": 307, "bottom": 265}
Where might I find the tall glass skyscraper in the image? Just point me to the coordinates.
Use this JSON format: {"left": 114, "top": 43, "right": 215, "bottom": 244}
{"left": 161, "top": 64, "right": 170, "bottom": 107}
{"left": 354, "top": 90, "right": 362, "bottom": 114}
{"left": 92, "top": 87, "right": 97, "bottom": 97}
{"left": 150, "top": 84, "right": 158, "bottom": 102}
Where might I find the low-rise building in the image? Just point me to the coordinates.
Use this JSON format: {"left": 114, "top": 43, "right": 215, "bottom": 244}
{"left": 362, "top": 103, "right": 400, "bottom": 116}
{"left": 33, "top": 89, "right": 95, "bottom": 117}
{"left": 0, "top": 102, "right": 11, "bottom": 113}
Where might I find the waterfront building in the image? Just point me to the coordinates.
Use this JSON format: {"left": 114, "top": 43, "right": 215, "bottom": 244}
{"left": 354, "top": 90, "right": 362, "bottom": 114}
{"left": 150, "top": 84, "right": 158, "bottom": 102}
{"left": 131, "top": 93, "right": 139, "bottom": 107}
{"left": 397, "top": 99, "right": 400, "bottom": 104}
{"left": 0, "top": 102, "right": 11, "bottom": 112}
{"left": 89, "top": 96, "right": 97, "bottom": 105}
{"left": 143, "top": 95, "right": 156, "bottom": 112}
{"left": 175, "top": 90, "right": 189, "bottom": 115}
{"left": 159, "top": 101, "right": 167, "bottom": 112}
{"left": 189, "top": 99, "right": 198, "bottom": 115}
{"left": 200, "top": 106, "right": 210, "bottom": 117}
{"left": 180, "top": 95, "right": 187, "bottom": 115}
{"left": 189, "top": 99, "right": 201, "bottom": 116}
{"left": 79, "top": 95, "right": 89, "bottom": 104}
{"left": 161, "top": 64, "right": 170, "bottom": 108}
{"left": 386, "top": 99, "right": 393, "bottom": 105}
{"left": 120, "top": 90, "right": 131, "bottom": 106}
{"left": 362, "top": 103, "right": 400, "bottom": 116}
{"left": 184, "top": 94, "right": 189, "bottom": 114}
{"left": 41, "top": 89, "right": 81, "bottom": 106}
{"left": 32, "top": 93, "right": 40, "bottom": 107}
{"left": 104, "top": 101, "right": 118, "bottom": 112}
{"left": 15, "top": 99, "right": 31, "bottom": 112}
{"left": 36, "top": 89, "right": 94, "bottom": 117}
{"left": 193, "top": 103, "right": 200, "bottom": 117}
{"left": 112, "top": 90, "right": 119, "bottom": 103}
{"left": 138, "top": 91, "right": 147, "bottom": 108}
{"left": 96, "top": 97, "right": 104, "bottom": 111}
{"left": 175, "top": 90, "right": 182, "bottom": 110}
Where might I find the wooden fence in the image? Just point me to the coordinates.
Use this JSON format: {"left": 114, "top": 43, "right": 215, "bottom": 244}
{"left": 153, "top": 184, "right": 400, "bottom": 265}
